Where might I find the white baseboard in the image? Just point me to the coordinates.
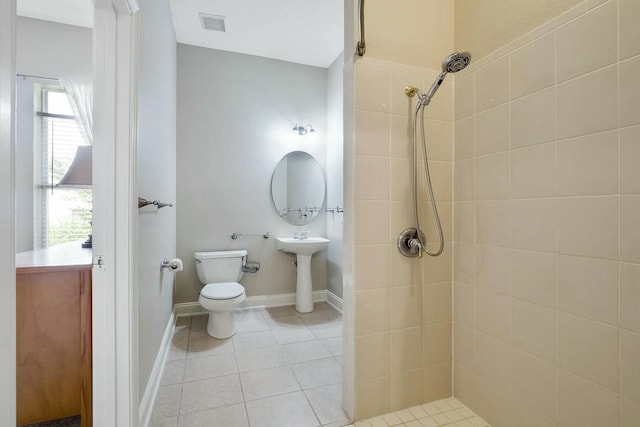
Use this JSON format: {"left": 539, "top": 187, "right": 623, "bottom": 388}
{"left": 139, "top": 311, "right": 176, "bottom": 427}
{"left": 174, "top": 289, "right": 342, "bottom": 317}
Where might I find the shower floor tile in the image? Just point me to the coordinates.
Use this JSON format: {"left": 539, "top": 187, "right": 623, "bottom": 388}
{"left": 346, "top": 397, "right": 491, "bottom": 427}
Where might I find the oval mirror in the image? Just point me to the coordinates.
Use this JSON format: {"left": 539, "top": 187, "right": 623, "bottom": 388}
{"left": 271, "top": 151, "right": 326, "bottom": 225}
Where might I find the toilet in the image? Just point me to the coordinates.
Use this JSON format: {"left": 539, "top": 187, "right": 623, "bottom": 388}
{"left": 194, "top": 250, "right": 247, "bottom": 339}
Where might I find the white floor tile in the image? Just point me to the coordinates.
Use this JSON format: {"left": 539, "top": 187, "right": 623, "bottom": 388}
{"left": 260, "top": 305, "right": 300, "bottom": 320}
{"left": 161, "top": 359, "right": 186, "bottom": 386}
{"left": 264, "top": 314, "right": 306, "bottom": 329}
{"left": 240, "top": 366, "right": 300, "bottom": 401}
{"left": 151, "top": 384, "right": 182, "bottom": 420}
{"left": 149, "top": 416, "right": 178, "bottom": 427}
{"left": 187, "top": 335, "right": 234, "bottom": 359}
{"left": 291, "top": 357, "right": 342, "bottom": 389}
{"left": 232, "top": 330, "right": 277, "bottom": 352}
{"left": 235, "top": 345, "right": 287, "bottom": 372}
{"left": 235, "top": 310, "right": 270, "bottom": 333}
{"left": 272, "top": 326, "right": 317, "bottom": 344}
{"left": 283, "top": 340, "right": 332, "bottom": 364}
{"left": 304, "top": 383, "right": 350, "bottom": 425}
{"left": 246, "top": 391, "right": 320, "bottom": 427}
{"left": 180, "top": 375, "right": 243, "bottom": 415}
{"left": 183, "top": 352, "right": 238, "bottom": 382}
{"left": 177, "top": 403, "right": 249, "bottom": 427}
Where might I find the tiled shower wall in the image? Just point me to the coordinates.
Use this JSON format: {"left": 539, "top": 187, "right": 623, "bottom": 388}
{"left": 452, "top": 0, "right": 640, "bottom": 426}
{"left": 352, "top": 57, "right": 454, "bottom": 420}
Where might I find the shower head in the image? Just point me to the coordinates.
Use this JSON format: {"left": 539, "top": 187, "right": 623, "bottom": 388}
{"left": 418, "top": 51, "right": 473, "bottom": 106}
{"left": 442, "top": 51, "right": 472, "bottom": 73}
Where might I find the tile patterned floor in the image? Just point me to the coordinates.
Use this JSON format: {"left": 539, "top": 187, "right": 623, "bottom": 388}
{"left": 149, "top": 302, "right": 349, "bottom": 427}
{"left": 150, "top": 303, "right": 489, "bottom": 427}
{"left": 346, "top": 397, "right": 491, "bottom": 427}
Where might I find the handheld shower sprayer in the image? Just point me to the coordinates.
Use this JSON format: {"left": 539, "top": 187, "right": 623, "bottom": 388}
{"left": 399, "top": 51, "right": 472, "bottom": 258}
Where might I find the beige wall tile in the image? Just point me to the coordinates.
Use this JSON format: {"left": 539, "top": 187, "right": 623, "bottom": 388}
{"left": 390, "top": 157, "right": 413, "bottom": 201}
{"left": 454, "top": 159, "right": 474, "bottom": 201}
{"left": 354, "top": 245, "right": 390, "bottom": 290}
{"left": 454, "top": 73, "right": 475, "bottom": 120}
{"left": 621, "top": 396, "right": 640, "bottom": 427}
{"left": 454, "top": 201, "right": 475, "bottom": 243}
{"left": 558, "top": 312, "right": 619, "bottom": 392}
{"left": 423, "top": 244, "right": 453, "bottom": 284}
{"left": 356, "top": 64, "right": 390, "bottom": 113}
{"left": 510, "top": 33, "right": 555, "bottom": 99}
{"left": 475, "top": 152, "right": 510, "bottom": 200}
{"left": 389, "top": 114, "right": 414, "bottom": 159}
{"left": 423, "top": 322, "right": 452, "bottom": 366}
{"left": 355, "top": 200, "right": 390, "bottom": 245}
{"left": 511, "top": 142, "right": 556, "bottom": 198}
{"left": 476, "top": 104, "right": 509, "bottom": 156}
{"left": 558, "top": 255, "right": 618, "bottom": 325}
{"left": 511, "top": 249, "right": 556, "bottom": 308}
{"left": 557, "top": 130, "right": 619, "bottom": 196}
{"left": 558, "top": 369, "right": 619, "bottom": 427}
{"left": 355, "top": 376, "right": 390, "bottom": 420}
{"left": 426, "top": 161, "right": 453, "bottom": 202}
{"left": 620, "top": 56, "right": 640, "bottom": 128}
{"left": 511, "top": 87, "right": 556, "bottom": 149}
{"left": 422, "top": 362, "right": 452, "bottom": 403}
{"left": 391, "top": 369, "right": 424, "bottom": 411}
{"left": 620, "top": 125, "right": 640, "bottom": 194}
{"left": 476, "top": 289, "right": 511, "bottom": 343}
{"left": 355, "top": 288, "right": 390, "bottom": 336}
{"left": 474, "top": 376, "right": 517, "bottom": 427}
{"left": 556, "top": 0, "right": 617, "bottom": 82}
{"left": 356, "top": 333, "right": 391, "bottom": 380}
{"left": 621, "top": 196, "right": 640, "bottom": 263}
{"left": 475, "top": 333, "right": 513, "bottom": 392}
{"left": 557, "top": 65, "right": 618, "bottom": 140}
{"left": 511, "top": 198, "right": 557, "bottom": 252}
{"left": 454, "top": 242, "right": 476, "bottom": 285}
{"left": 476, "top": 200, "right": 510, "bottom": 247}
{"left": 389, "top": 248, "right": 422, "bottom": 288}
{"left": 620, "top": 0, "right": 640, "bottom": 60}
{"left": 454, "top": 282, "right": 475, "bottom": 328}
{"left": 390, "top": 285, "right": 423, "bottom": 330}
{"left": 355, "top": 156, "right": 390, "bottom": 200}
{"left": 355, "top": 110, "right": 390, "bottom": 156}
{"left": 621, "top": 262, "right": 640, "bottom": 333}
{"left": 512, "top": 299, "right": 556, "bottom": 364}
{"left": 454, "top": 323, "right": 475, "bottom": 369}
{"left": 621, "top": 329, "right": 640, "bottom": 403}
{"left": 453, "top": 363, "right": 476, "bottom": 409}
{"left": 475, "top": 56, "right": 509, "bottom": 112}
{"left": 558, "top": 196, "right": 618, "bottom": 260}
{"left": 423, "top": 282, "right": 452, "bottom": 325}
{"left": 390, "top": 71, "right": 424, "bottom": 116}
{"left": 391, "top": 327, "right": 423, "bottom": 374}
{"left": 454, "top": 116, "right": 475, "bottom": 160}
{"left": 476, "top": 245, "right": 510, "bottom": 295}
{"left": 426, "top": 119, "right": 454, "bottom": 162}
{"left": 512, "top": 350, "right": 557, "bottom": 418}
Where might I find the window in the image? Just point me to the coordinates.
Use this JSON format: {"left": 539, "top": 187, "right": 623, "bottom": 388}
{"left": 34, "top": 85, "right": 92, "bottom": 248}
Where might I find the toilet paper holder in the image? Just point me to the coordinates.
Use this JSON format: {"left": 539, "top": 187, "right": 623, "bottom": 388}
{"left": 160, "top": 258, "right": 183, "bottom": 272}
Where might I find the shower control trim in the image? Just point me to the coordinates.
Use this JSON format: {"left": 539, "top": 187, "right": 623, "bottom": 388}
{"left": 397, "top": 228, "right": 425, "bottom": 258}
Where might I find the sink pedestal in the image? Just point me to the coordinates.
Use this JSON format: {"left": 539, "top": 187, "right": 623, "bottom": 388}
{"left": 295, "top": 254, "right": 314, "bottom": 313}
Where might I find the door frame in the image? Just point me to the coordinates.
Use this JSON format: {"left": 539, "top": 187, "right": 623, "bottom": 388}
{"left": 0, "top": 0, "right": 141, "bottom": 425}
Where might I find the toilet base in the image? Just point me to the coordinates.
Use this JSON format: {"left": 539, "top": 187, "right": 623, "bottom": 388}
{"left": 206, "top": 310, "right": 236, "bottom": 339}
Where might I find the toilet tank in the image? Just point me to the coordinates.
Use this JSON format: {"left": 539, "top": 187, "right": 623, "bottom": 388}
{"left": 194, "top": 250, "right": 247, "bottom": 284}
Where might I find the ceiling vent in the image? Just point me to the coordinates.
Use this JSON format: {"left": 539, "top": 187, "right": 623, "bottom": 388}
{"left": 199, "top": 13, "right": 226, "bottom": 32}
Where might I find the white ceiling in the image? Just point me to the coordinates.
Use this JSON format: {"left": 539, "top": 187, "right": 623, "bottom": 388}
{"left": 16, "top": 0, "right": 344, "bottom": 68}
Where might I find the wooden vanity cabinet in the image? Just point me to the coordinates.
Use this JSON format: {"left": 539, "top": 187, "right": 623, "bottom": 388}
{"left": 16, "top": 263, "right": 92, "bottom": 426}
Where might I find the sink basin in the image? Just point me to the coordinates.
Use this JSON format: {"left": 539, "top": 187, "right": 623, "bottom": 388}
{"left": 275, "top": 237, "right": 330, "bottom": 256}
{"left": 275, "top": 237, "right": 330, "bottom": 313}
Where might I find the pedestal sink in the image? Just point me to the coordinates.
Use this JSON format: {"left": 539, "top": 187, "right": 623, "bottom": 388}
{"left": 275, "top": 237, "right": 330, "bottom": 313}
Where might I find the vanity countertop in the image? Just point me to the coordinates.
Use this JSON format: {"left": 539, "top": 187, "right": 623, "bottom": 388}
{"left": 16, "top": 240, "right": 92, "bottom": 269}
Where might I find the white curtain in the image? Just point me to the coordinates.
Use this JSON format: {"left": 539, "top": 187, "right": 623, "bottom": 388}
{"left": 60, "top": 78, "right": 93, "bottom": 145}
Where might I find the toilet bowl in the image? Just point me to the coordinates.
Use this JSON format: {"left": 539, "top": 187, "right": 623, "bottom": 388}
{"left": 194, "top": 250, "right": 247, "bottom": 339}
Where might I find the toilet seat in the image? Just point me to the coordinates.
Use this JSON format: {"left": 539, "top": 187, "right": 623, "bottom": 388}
{"left": 201, "top": 282, "right": 245, "bottom": 300}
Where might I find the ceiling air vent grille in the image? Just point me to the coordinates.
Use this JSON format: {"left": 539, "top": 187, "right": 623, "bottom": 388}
{"left": 199, "top": 13, "right": 226, "bottom": 32}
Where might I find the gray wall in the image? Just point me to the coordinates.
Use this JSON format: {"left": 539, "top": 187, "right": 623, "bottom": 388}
{"left": 15, "top": 18, "right": 92, "bottom": 252}
{"left": 326, "top": 52, "right": 344, "bottom": 298}
{"left": 137, "top": 0, "right": 177, "bottom": 400}
{"left": 176, "top": 45, "right": 329, "bottom": 304}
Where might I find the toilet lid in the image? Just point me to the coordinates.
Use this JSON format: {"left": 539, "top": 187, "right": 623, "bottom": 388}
{"left": 201, "top": 282, "right": 245, "bottom": 300}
